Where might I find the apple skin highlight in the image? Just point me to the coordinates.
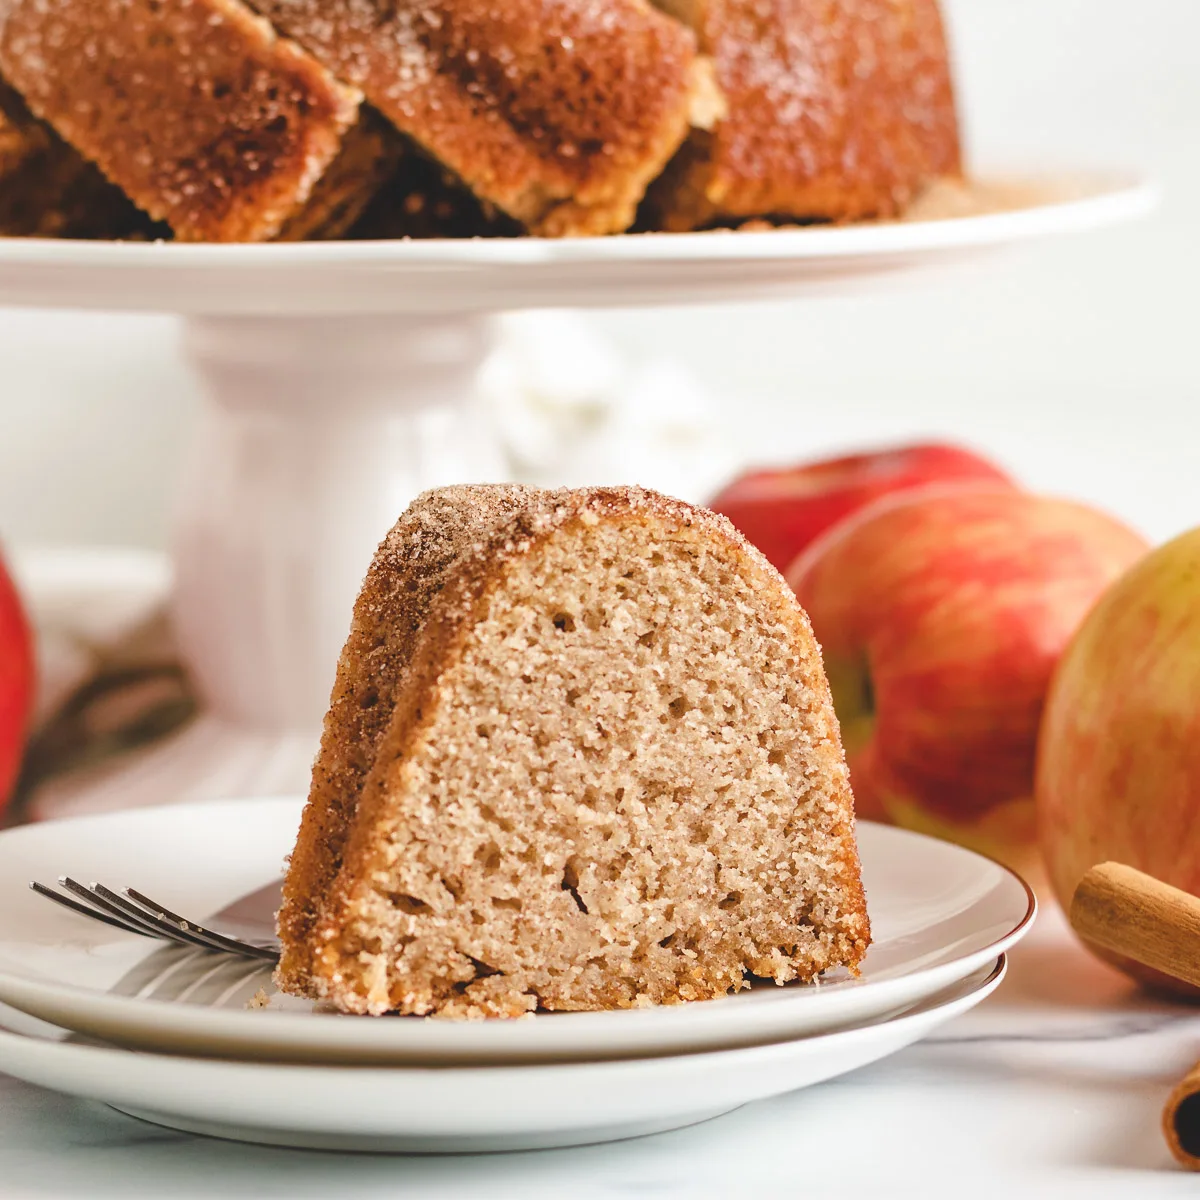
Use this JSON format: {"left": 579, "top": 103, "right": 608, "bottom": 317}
{"left": 788, "top": 486, "right": 1149, "bottom": 864}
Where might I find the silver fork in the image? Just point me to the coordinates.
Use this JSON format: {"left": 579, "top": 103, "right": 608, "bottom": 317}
{"left": 29, "top": 877, "right": 281, "bottom": 963}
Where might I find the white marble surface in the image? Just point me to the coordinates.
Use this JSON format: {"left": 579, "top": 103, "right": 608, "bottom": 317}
{"left": 0, "top": 903, "right": 1197, "bottom": 1198}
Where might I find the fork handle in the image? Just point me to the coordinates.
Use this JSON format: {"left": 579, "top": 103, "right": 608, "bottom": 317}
{"left": 1069, "top": 861, "right": 1200, "bottom": 989}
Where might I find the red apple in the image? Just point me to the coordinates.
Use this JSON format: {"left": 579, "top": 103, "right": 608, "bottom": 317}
{"left": 787, "top": 487, "right": 1149, "bottom": 860}
{"left": 0, "top": 547, "right": 33, "bottom": 815}
{"left": 1036, "top": 527, "right": 1200, "bottom": 997}
{"left": 709, "top": 442, "right": 1015, "bottom": 574}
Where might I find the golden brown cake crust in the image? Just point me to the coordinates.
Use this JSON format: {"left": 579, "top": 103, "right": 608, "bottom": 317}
{"left": 0, "top": 81, "right": 161, "bottom": 238}
{"left": 0, "top": 87, "right": 449, "bottom": 242}
{"left": 278, "top": 486, "right": 869, "bottom": 1017}
{"left": 646, "top": 0, "right": 961, "bottom": 229}
{"left": 247, "top": 0, "right": 700, "bottom": 235}
{"left": 0, "top": 0, "right": 361, "bottom": 241}
{"left": 278, "top": 485, "right": 542, "bottom": 989}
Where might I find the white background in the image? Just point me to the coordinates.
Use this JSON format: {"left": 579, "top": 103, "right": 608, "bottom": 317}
{"left": 0, "top": 0, "right": 1196, "bottom": 549}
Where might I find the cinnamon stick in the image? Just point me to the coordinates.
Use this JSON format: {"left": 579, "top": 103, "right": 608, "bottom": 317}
{"left": 1164, "top": 1060, "right": 1200, "bottom": 1170}
{"left": 1069, "top": 862, "right": 1200, "bottom": 990}
{"left": 1070, "top": 862, "right": 1200, "bottom": 1171}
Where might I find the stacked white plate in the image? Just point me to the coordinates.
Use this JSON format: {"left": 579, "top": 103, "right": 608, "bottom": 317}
{"left": 0, "top": 797, "right": 1034, "bottom": 1152}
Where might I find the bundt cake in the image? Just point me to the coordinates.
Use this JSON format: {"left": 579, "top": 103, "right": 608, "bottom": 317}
{"left": 247, "top": 0, "right": 704, "bottom": 236}
{"left": 0, "top": 0, "right": 361, "bottom": 242}
{"left": 644, "top": 0, "right": 962, "bottom": 229}
{"left": 276, "top": 485, "right": 869, "bottom": 1018}
{"left": 0, "top": 0, "right": 961, "bottom": 240}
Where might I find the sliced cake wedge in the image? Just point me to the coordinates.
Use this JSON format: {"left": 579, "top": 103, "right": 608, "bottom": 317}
{"left": 277, "top": 485, "right": 869, "bottom": 1018}
{"left": 644, "top": 0, "right": 961, "bottom": 229}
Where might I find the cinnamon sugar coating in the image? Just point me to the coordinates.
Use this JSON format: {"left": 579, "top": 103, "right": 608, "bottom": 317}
{"left": 645, "top": 0, "right": 961, "bottom": 229}
{"left": 0, "top": 0, "right": 361, "bottom": 241}
{"left": 278, "top": 485, "right": 869, "bottom": 1018}
{"left": 247, "top": 0, "right": 701, "bottom": 235}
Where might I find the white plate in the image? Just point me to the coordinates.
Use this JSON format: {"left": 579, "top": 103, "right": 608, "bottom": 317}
{"left": 0, "top": 173, "right": 1155, "bottom": 314}
{"left": 0, "top": 957, "right": 1004, "bottom": 1152}
{"left": 0, "top": 797, "right": 1033, "bottom": 1063}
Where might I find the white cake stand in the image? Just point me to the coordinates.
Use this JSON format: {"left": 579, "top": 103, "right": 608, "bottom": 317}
{"left": 1, "top": 172, "right": 1154, "bottom": 817}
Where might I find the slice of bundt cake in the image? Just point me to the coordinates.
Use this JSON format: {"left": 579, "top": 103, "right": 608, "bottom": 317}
{"left": 0, "top": 83, "right": 460, "bottom": 242}
{"left": 0, "top": 80, "right": 162, "bottom": 239}
{"left": 277, "top": 485, "right": 869, "bottom": 1018}
{"left": 0, "top": 0, "right": 361, "bottom": 242}
{"left": 644, "top": 0, "right": 961, "bottom": 230}
{"left": 246, "top": 0, "right": 703, "bottom": 236}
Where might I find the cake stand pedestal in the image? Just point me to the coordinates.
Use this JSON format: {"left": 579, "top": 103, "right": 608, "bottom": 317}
{"left": 0, "top": 173, "right": 1153, "bottom": 817}
{"left": 177, "top": 314, "right": 501, "bottom": 731}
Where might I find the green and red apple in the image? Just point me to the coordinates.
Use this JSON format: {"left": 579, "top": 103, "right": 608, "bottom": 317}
{"left": 787, "top": 486, "right": 1149, "bottom": 862}
{"left": 1036, "top": 526, "right": 1200, "bottom": 996}
{"left": 709, "top": 442, "right": 1014, "bottom": 574}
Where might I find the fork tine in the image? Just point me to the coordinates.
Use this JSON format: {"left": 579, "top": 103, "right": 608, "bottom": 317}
{"left": 122, "top": 887, "right": 278, "bottom": 962}
{"left": 57, "top": 877, "right": 203, "bottom": 952}
{"left": 29, "top": 881, "right": 155, "bottom": 938}
{"left": 30, "top": 876, "right": 279, "bottom": 963}
{"left": 87, "top": 883, "right": 261, "bottom": 959}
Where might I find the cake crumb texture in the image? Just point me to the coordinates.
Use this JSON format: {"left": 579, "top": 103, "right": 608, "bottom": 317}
{"left": 277, "top": 485, "right": 869, "bottom": 1017}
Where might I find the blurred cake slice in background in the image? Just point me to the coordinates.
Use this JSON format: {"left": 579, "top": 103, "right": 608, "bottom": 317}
{"left": 0, "top": 85, "right": 476, "bottom": 242}
{"left": 247, "top": 0, "right": 702, "bottom": 235}
{"left": 276, "top": 102, "right": 521, "bottom": 243}
{"left": 275, "top": 108, "right": 406, "bottom": 242}
{"left": 343, "top": 124, "right": 521, "bottom": 241}
{"left": 643, "top": 0, "right": 961, "bottom": 229}
{"left": 0, "top": 0, "right": 362, "bottom": 242}
{"left": 0, "top": 82, "right": 162, "bottom": 239}
{"left": 0, "top": 0, "right": 964, "bottom": 241}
